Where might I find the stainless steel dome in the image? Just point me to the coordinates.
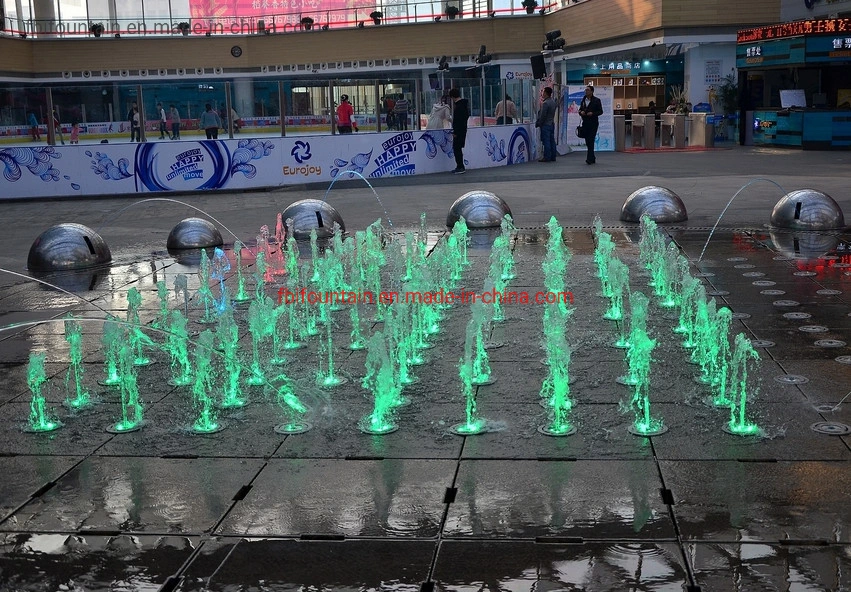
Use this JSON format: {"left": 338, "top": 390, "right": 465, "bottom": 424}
{"left": 620, "top": 186, "right": 688, "bottom": 223}
{"left": 446, "top": 191, "right": 513, "bottom": 228}
{"left": 27, "top": 223, "right": 112, "bottom": 271}
{"left": 281, "top": 199, "right": 346, "bottom": 240}
{"left": 166, "top": 217, "right": 224, "bottom": 249}
{"left": 770, "top": 189, "right": 845, "bottom": 230}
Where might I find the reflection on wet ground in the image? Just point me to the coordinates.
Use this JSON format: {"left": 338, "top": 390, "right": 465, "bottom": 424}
{"left": 0, "top": 226, "right": 850, "bottom": 591}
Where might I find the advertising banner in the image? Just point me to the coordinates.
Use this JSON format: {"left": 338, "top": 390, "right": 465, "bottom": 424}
{"left": 0, "top": 125, "right": 536, "bottom": 199}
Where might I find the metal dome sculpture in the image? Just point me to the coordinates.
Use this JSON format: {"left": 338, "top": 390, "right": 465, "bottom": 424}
{"left": 620, "top": 186, "right": 688, "bottom": 223}
{"left": 166, "top": 217, "right": 224, "bottom": 249}
{"left": 27, "top": 223, "right": 112, "bottom": 271}
{"left": 770, "top": 189, "right": 845, "bottom": 230}
{"left": 446, "top": 190, "right": 513, "bottom": 228}
{"left": 281, "top": 199, "right": 346, "bottom": 240}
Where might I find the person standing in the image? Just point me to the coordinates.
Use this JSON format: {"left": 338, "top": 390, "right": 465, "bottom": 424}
{"left": 69, "top": 121, "right": 80, "bottom": 144}
{"left": 579, "top": 84, "right": 603, "bottom": 164}
{"left": 157, "top": 103, "right": 170, "bottom": 140}
{"left": 336, "top": 94, "right": 354, "bottom": 134}
{"left": 535, "top": 87, "right": 556, "bottom": 162}
{"left": 230, "top": 108, "right": 242, "bottom": 132}
{"left": 127, "top": 103, "right": 140, "bottom": 142}
{"left": 28, "top": 112, "right": 41, "bottom": 141}
{"left": 495, "top": 94, "right": 517, "bottom": 125}
{"left": 394, "top": 94, "right": 409, "bottom": 130}
{"left": 426, "top": 95, "right": 452, "bottom": 129}
{"left": 448, "top": 87, "right": 469, "bottom": 174}
{"left": 52, "top": 110, "right": 65, "bottom": 145}
{"left": 200, "top": 104, "right": 221, "bottom": 139}
{"left": 169, "top": 104, "right": 181, "bottom": 140}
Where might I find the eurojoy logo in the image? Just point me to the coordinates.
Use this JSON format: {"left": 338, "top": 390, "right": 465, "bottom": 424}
{"left": 291, "top": 141, "right": 311, "bottom": 163}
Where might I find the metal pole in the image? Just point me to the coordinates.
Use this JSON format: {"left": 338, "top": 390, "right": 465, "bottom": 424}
{"left": 225, "top": 81, "right": 233, "bottom": 138}
{"left": 329, "top": 80, "right": 336, "bottom": 134}
{"left": 46, "top": 87, "right": 55, "bottom": 145}
{"left": 480, "top": 66, "right": 485, "bottom": 126}
{"left": 414, "top": 77, "right": 422, "bottom": 130}
{"left": 374, "top": 81, "right": 381, "bottom": 132}
{"left": 279, "top": 80, "right": 286, "bottom": 137}
{"left": 137, "top": 84, "right": 146, "bottom": 142}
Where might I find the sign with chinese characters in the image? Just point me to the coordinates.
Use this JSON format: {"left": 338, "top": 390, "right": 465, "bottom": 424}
{"left": 738, "top": 17, "right": 851, "bottom": 43}
{"left": 737, "top": 38, "right": 806, "bottom": 68}
{"left": 806, "top": 34, "right": 851, "bottom": 60}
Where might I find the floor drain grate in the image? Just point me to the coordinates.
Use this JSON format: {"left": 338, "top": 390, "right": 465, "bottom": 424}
{"left": 810, "top": 422, "right": 851, "bottom": 436}
{"left": 774, "top": 375, "right": 809, "bottom": 384}
{"left": 816, "top": 289, "right": 842, "bottom": 295}
{"left": 761, "top": 289, "right": 786, "bottom": 295}
{"left": 743, "top": 271, "right": 766, "bottom": 277}
{"left": 783, "top": 312, "right": 812, "bottom": 320}
{"left": 734, "top": 263, "right": 756, "bottom": 269}
{"left": 799, "top": 325, "right": 829, "bottom": 333}
{"left": 773, "top": 300, "right": 800, "bottom": 307}
{"left": 835, "top": 355, "right": 851, "bottom": 364}
{"left": 815, "top": 339, "right": 847, "bottom": 348}
{"left": 750, "top": 339, "right": 775, "bottom": 347}
{"left": 753, "top": 280, "right": 776, "bottom": 286}
{"left": 731, "top": 312, "right": 751, "bottom": 320}
{"left": 707, "top": 290, "right": 729, "bottom": 296}
{"left": 794, "top": 271, "right": 817, "bottom": 277}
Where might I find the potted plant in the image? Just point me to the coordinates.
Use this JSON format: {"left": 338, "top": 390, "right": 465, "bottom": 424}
{"left": 667, "top": 84, "right": 690, "bottom": 114}
{"left": 300, "top": 16, "right": 314, "bottom": 30}
{"left": 521, "top": 0, "right": 538, "bottom": 14}
{"left": 89, "top": 22, "right": 104, "bottom": 37}
{"left": 718, "top": 73, "right": 738, "bottom": 138}
{"left": 445, "top": 4, "right": 459, "bottom": 19}
{"left": 369, "top": 10, "right": 382, "bottom": 24}
{"left": 177, "top": 21, "right": 190, "bottom": 35}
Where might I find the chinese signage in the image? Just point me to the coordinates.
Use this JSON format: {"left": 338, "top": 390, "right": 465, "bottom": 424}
{"left": 738, "top": 18, "right": 851, "bottom": 43}
{"left": 736, "top": 38, "right": 806, "bottom": 68}
{"left": 806, "top": 35, "right": 851, "bottom": 60}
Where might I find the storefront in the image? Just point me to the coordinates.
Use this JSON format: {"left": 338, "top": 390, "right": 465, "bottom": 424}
{"left": 738, "top": 18, "right": 851, "bottom": 149}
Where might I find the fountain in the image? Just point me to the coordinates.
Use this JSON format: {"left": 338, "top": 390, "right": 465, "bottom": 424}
{"left": 154, "top": 280, "right": 169, "bottom": 329}
{"left": 210, "top": 247, "right": 231, "bottom": 312}
{"left": 359, "top": 331, "right": 400, "bottom": 434}
{"left": 232, "top": 240, "right": 252, "bottom": 303}
{"left": 106, "top": 343, "right": 144, "bottom": 433}
{"left": 196, "top": 249, "right": 218, "bottom": 324}
{"left": 25, "top": 352, "right": 62, "bottom": 432}
{"left": 217, "top": 308, "right": 246, "bottom": 409}
{"left": 538, "top": 308, "right": 575, "bottom": 437}
{"left": 247, "top": 296, "right": 276, "bottom": 386}
{"left": 63, "top": 315, "right": 92, "bottom": 410}
{"left": 189, "top": 330, "right": 222, "bottom": 434}
{"left": 450, "top": 323, "right": 488, "bottom": 436}
{"left": 623, "top": 300, "right": 667, "bottom": 437}
{"left": 274, "top": 379, "right": 312, "bottom": 434}
{"left": 126, "top": 288, "right": 154, "bottom": 366}
{"left": 723, "top": 333, "right": 762, "bottom": 436}
{"left": 98, "top": 316, "right": 123, "bottom": 387}
{"left": 165, "top": 309, "right": 193, "bottom": 386}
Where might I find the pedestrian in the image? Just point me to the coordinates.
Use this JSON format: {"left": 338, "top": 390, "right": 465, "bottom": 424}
{"left": 69, "top": 121, "right": 80, "bottom": 144}
{"left": 426, "top": 95, "right": 452, "bottom": 129}
{"left": 157, "top": 102, "right": 170, "bottom": 139}
{"left": 169, "top": 104, "right": 180, "bottom": 140}
{"left": 199, "top": 103, "right": 221, "bottom": 139}
{"left": 127, "top": 103, "right": 140, "bottom": 142}
{"left": 28, "top": 112, "right": 41, "bottom": 141}
{"left": 495, "top": 94, "right": 517, "bottom": 125}
{"left": 52, "top": 110, "right": 65, "bottom": 145}
{"left": 336, "top": 94, "right": 354, "bottom": 134}
{"left": 230, "top": 107, "right": 242, "bottom": 132}
{"left": 535, "top": 87, "right": 556, "bottom": 162}
{"left": 383, "top": 95, "right": 396, "bottom": 130}
{"left": 394, "top": 94, "right": 409, "bottom": 130}
{"left": 578, "top": 84, "right": 603, "bottom": 164}
{"left": 448, "top": 87, "right": 469, "bottom": 174}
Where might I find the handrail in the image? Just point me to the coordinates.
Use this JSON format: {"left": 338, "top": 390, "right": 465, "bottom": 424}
{"left": 1, "top": 1, "right": 561, "bottom": 38}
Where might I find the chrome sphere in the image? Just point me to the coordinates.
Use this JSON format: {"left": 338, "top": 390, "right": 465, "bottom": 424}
{"left": 770, "top": 229, "right": 839, "bottom": 259}
{"left": 770, "top": 189, "right": 845, "bottom": 230}
{"left": 281, "top": 199, "right": 345, "bottom": 240}
{"left": 27, "top": 223, "right": 112, "bottom": 271}
{"left": 166, "top": 217, "right": 224, "bottom": 249}
{"left": 446, "top": 190, "right": 513, "bottom": 228}
{"left": 620, "top": 186, "right": 688, "bottom": 223}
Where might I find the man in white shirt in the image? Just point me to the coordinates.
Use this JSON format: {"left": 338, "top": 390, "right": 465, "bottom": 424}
{"left": 157, "top": 103, "right": 170, "bottom": 140}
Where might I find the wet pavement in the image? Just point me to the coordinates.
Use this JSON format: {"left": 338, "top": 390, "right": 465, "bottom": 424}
{"left": 1, "top": 146, "right": 851, "bottom": 591}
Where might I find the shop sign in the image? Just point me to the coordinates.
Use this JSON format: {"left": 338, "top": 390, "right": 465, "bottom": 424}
{"left": 738, "top": 18, "right": 851, "bottom": 43}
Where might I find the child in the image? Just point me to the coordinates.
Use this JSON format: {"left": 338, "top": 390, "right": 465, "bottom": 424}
{"left": 69, "top": 122, "right": 80, "bottom": 144}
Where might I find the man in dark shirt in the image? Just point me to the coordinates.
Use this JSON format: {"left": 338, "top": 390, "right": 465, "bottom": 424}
{"left": 536, "top": 87, "right": 557, "bottom": 162}
{"left": 579, "top": 85, "right": 604, "bottom": 164}
{"left": 449, "top": 88, "right": 469, "bottom": 174}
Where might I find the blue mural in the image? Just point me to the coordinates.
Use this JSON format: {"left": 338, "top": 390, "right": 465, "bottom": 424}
{"left": 369, "top": 132, "right": 417, "bottom": 177}
{"left": 89, "top": 150, "right": 132, "bottom": 180}
{"left": 231, "top": 139, "right": 275, "bottom": 179}
{"left": 135, "top": 141, "right": 230, "bottom": 191}
{"left": 331, "top": 150, "right": 373, "bottom": 179}
{"left": 506, "top": 128, "right": 533, "bottom": 164}
{"left": 0, "top": 147, "right": 61, "bottom": 182}
{"left": 483, "top": 131, "right": 507, "bottom": 162}
{"left": 419, "top": 130, "right": 454, "bottom": 159}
